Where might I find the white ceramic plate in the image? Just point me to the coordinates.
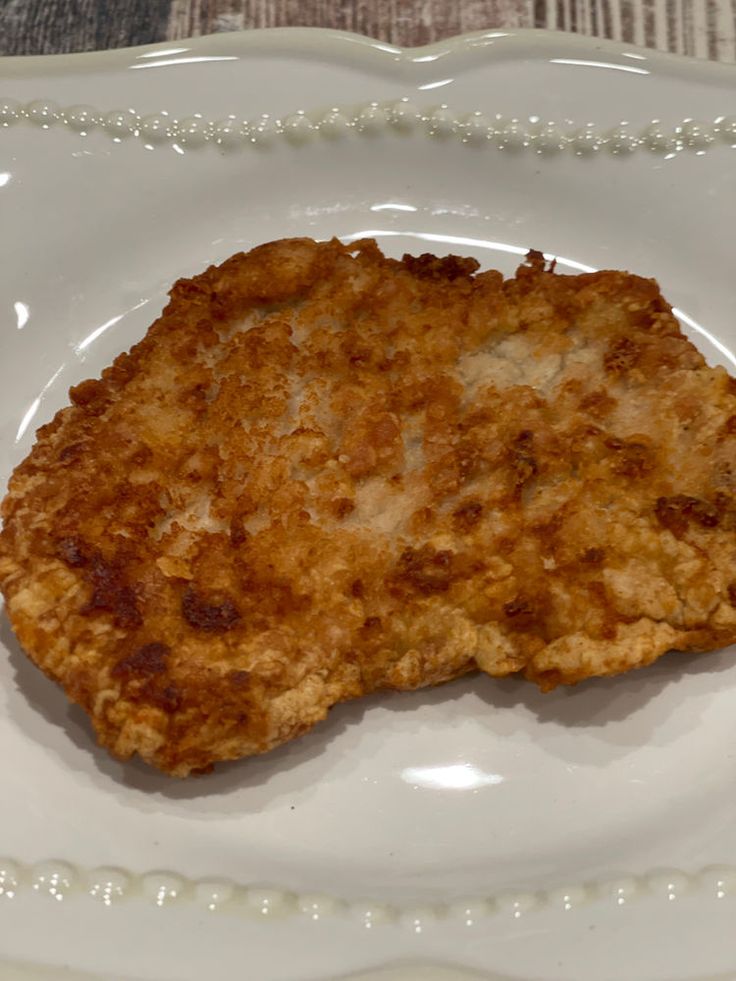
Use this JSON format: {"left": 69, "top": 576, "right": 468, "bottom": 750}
{"left": 2, "top": 28, "right": 736, "bottom": 981}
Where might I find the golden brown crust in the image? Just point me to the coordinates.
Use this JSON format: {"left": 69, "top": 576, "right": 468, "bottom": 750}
{"left": 3, "top": 238, "right": 736, "bottom": 775}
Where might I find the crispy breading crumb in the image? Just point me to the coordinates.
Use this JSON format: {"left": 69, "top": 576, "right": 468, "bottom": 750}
{"left": 2, "top": 237, "right": 736, "bottom": 775}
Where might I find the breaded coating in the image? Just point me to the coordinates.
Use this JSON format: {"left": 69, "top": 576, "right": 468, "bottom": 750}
{"left": 2, "top": 238, "right": 736, "bottom": 775}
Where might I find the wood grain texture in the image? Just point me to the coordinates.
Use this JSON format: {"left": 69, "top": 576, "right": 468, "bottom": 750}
{"left": 0, "top": 0, "right": 735, "bottom": 59}
{"left": 0, "top": 0, "right": 172, "bottom": 55}
{"left": 166, "top": 0, "right": 536, "bottom": 45}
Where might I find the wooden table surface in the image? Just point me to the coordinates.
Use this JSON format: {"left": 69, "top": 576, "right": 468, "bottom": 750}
{"left": 1, "top": 0, "right": 735, "bottom": 61}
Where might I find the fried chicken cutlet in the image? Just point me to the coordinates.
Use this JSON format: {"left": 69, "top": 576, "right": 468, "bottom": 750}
{"left": 2, "top": 237, "right": 736, "bottom": 776}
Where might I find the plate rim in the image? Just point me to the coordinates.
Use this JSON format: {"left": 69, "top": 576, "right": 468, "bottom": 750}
{"left": 1, "top": 26, "right": 735, "bottom": 84}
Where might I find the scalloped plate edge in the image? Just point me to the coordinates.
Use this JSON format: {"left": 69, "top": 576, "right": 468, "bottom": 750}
{"left": 1, "top": 28, "right": 736, "bottom": 85}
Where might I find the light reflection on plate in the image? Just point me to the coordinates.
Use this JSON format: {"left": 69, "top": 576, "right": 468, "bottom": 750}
{"left": 402, "top": 764, "right": 505, "bottom": 791}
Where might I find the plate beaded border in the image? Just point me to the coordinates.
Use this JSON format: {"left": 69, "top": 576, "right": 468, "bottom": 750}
{"left": 1, "top": 96, "right": 736, "bottom": 156}
{"left": 1, "top": 858, "right": 735, "bottom": 928}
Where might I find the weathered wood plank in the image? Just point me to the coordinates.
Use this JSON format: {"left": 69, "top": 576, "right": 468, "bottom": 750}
{"left": 165, "top": 0, "right": 537, "bottom": 46}
{"left": 0, "top": 0, "right": 172, "bottom": 55}
{"left": 0, "top": 0, "right": 734, "bottom": 59}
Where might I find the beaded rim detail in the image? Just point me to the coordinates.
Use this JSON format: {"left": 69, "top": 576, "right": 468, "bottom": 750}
{"left": 1, "top": 96, "right": 736, "bottom": 155}
{"left": 1, "top": 859, "right": 735, "bottom": 924}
